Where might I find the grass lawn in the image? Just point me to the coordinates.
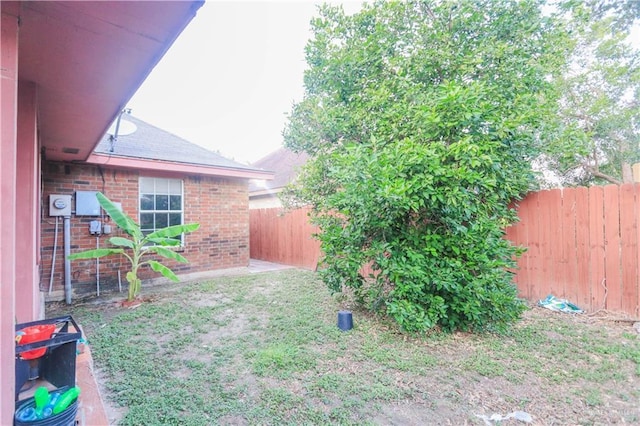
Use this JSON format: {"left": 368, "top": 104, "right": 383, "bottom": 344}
{"left": 50, "top": 269, "right": 640, "bottom": 425}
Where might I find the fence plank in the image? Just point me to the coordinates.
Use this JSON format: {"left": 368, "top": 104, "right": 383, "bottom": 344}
{"left": 521, "top": 192, "right": 540, "bottom": 300}
{"left": 589, "top": 186, "right": 606, "bottom": 311}
{"left": 561, "top": 188, "right": 578, "bottom": 301}
{"left": 536, "top": 190, "right": 555, "bottom": 298}
{"left": 550, "top": 189, "right": 564, "bottom": 296}
{"left": 637, "top": 185, "right": 640, "bottom": 318}
{"left": 619, "top": 184, "right": 637, "bottom": 316}
{"left": 574, "top": 187, "right": 591, "bottom": 309}
{"left": 603, "top": 185, "right": 622, "bottom": 311}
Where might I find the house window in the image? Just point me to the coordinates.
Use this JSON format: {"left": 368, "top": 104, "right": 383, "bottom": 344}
{"left": 139, "top": 177, "right": 184, "bottom": 243}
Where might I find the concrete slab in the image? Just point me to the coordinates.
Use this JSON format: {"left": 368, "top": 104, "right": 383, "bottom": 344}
{"left": 247, "top": 259, "right": 295, "bottom": 273}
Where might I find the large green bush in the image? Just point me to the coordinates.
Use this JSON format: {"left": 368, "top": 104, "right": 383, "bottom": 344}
{"left": 284, "top": 0, "right": 569, "bottom": 332}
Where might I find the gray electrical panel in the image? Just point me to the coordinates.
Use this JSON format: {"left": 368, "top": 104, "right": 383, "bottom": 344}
{"left": 75, "top": 191, "right": 101, "bottom": 216}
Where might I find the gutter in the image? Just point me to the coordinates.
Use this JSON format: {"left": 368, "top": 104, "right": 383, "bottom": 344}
{"left": 86, "top": 153, "right": 274, "bottom": 181}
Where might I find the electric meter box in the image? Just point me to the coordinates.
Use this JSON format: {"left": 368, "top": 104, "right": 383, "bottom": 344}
{"left": 49, "top": 194, "right": 72, "bottom": 217}
{"left": 75, "top": 191, "right": 101, "bottom": 216}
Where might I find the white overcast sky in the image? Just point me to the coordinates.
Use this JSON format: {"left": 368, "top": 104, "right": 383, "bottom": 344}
{"left": 127, "top": 1, "right": 363, "bottom": 165}
{"left": 128, "top": 1, "right": 637, "bottom": 165}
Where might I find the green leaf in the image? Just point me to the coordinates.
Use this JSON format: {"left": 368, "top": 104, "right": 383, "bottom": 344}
{"left": 148, "top": 260, "right": 179, "bottom": 282}
{"left": 96, "top": 192, "right": 142, "bottom": 239}
{"left": 68, "top": 248, "right": 124, "bottom": 260}
{"left": 146, "top": 237, "right": 181, "bottom": 247}
{"left": 147, "top": 223, "right": 200, "bottom": 240}
{"left": 145, "top": 246, "right": 188, "bottom": 263}
{"left": 108, "top": 237, "right": 135, "bottom": 249}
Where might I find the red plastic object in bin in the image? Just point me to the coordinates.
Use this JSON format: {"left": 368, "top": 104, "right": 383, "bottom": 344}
{"left": 16, "top": 324, "right": 56, "bottom": 360}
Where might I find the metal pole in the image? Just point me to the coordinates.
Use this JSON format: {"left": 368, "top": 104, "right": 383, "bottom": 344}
{"left": 96, "top": 236, "right": 100, "bottom": 296}
{"left": 48, "top": 216, "right": 59, "bottom": 295}
{"left": 64, "top": 215, "right": 72, "bottom": 304}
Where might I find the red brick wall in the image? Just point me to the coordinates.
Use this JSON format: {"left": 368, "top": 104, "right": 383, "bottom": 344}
{"left": 41, "top": 161, "right": 250, "bottom": 299}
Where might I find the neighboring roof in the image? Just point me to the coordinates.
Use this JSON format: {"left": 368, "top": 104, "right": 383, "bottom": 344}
{"left": 87, "top": 115, "right": 273, "bottom": 180}
{"left": 249, "top": 147, "right": 309, "bottom": 195}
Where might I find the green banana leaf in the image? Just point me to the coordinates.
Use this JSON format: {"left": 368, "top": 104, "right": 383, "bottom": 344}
{"left": 109, "top": 236, "right": 135, "bottom": 248}
{"left": 68, "top": 248, "right": 124, "bottom": 260}
{"left": 96, "top": 192, "right": 142, "bottom": 240}
{"left": 146, "top": 237, "right": 181, "bottom": 246}
{"left": 147, "top": 223, "right": 200, "bottom": 240}
{"left": 148, "top": 260, "right": 179, "bottom": 282}
{"left": 145, "top": 246, "right": 188, "bottom": 263}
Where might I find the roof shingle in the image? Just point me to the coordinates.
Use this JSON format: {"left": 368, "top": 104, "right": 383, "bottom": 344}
{"left": 94, "top": 115, "right": 260, "bottom": 172}
{"left": 249, "top": 147, "right": 309, "bottom": 193}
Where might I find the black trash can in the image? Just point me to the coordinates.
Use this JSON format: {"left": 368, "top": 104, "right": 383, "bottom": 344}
{"left": 337, "top": 310, "right": 353, "bottom": 331}
{"left": 14, "top": 390, "right": 78, "bottom": 426}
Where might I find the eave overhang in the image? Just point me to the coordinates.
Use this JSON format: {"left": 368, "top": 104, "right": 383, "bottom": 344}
{"left": 17, "top": 1, "right": 204, "bottom": 163}
{"left": 87, "top": 153, "right": 275, "bottom": 180}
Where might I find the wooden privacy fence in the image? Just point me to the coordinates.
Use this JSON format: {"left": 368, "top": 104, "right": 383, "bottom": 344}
{"left": 250, "top": 184, "right": 640, "bottom": 318}
{"left": 506, "top": 184, "right": 639, "bottom": 317}
{"left": 249, "top": 206, "right": 321, "bottom": 270}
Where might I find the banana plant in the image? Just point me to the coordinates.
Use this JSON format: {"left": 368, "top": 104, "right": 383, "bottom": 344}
{"left": 68, "top": 192, "right": 200, "bottom": 302}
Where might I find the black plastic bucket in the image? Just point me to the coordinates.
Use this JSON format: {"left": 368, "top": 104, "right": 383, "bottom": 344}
{"left": 337, "top": 310, "right": 353, "bottom": 331}
{"left": 14, "top": 395, "right": 77, "bottom": 426}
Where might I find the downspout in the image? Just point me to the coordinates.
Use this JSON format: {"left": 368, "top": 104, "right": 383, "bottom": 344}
{"left": 64, "top": 215, "right": 72, "bottom": 304}
{"left": 48, "top": 217, "right": 59, "bottom": 294}
{"left": 96, "top": 236, "right": 100, "bottom": 296}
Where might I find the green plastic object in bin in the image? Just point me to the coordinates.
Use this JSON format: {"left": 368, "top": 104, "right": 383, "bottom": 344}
{"left": 34, "top": 386, "right": 49, "bottom": 418}
{"left": 14, "top": 386, "right": 79, "bottom": 426}
{"left": 53, "top": 386, "right": 80, "bottom": 415}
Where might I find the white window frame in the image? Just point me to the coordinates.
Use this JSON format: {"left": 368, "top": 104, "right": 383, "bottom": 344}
{"left": 139, "top": 177, "right": 185, "bottom": 246}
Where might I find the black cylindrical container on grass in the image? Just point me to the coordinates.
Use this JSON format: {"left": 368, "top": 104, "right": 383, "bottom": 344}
{"left": 337, "top": 310, "right": 353, "bottom": 331}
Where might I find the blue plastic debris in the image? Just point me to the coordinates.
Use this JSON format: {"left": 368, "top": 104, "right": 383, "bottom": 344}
{"left": 538, "top": 294, "right": 584, "bottom": 314}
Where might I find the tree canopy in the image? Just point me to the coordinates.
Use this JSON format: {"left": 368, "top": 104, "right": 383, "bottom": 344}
{"left": 283, "top": 0, "right": 570, "bottom": 332}
{"left": 538, "top": 0, "right": 640, "bottom": 186}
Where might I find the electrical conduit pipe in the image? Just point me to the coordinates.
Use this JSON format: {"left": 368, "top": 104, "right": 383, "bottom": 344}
{"left": 64, "top": 216, "right": 71, "bottom": 304}
{"left": 48, "top": 217, "right": 59, "bottom": 295}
